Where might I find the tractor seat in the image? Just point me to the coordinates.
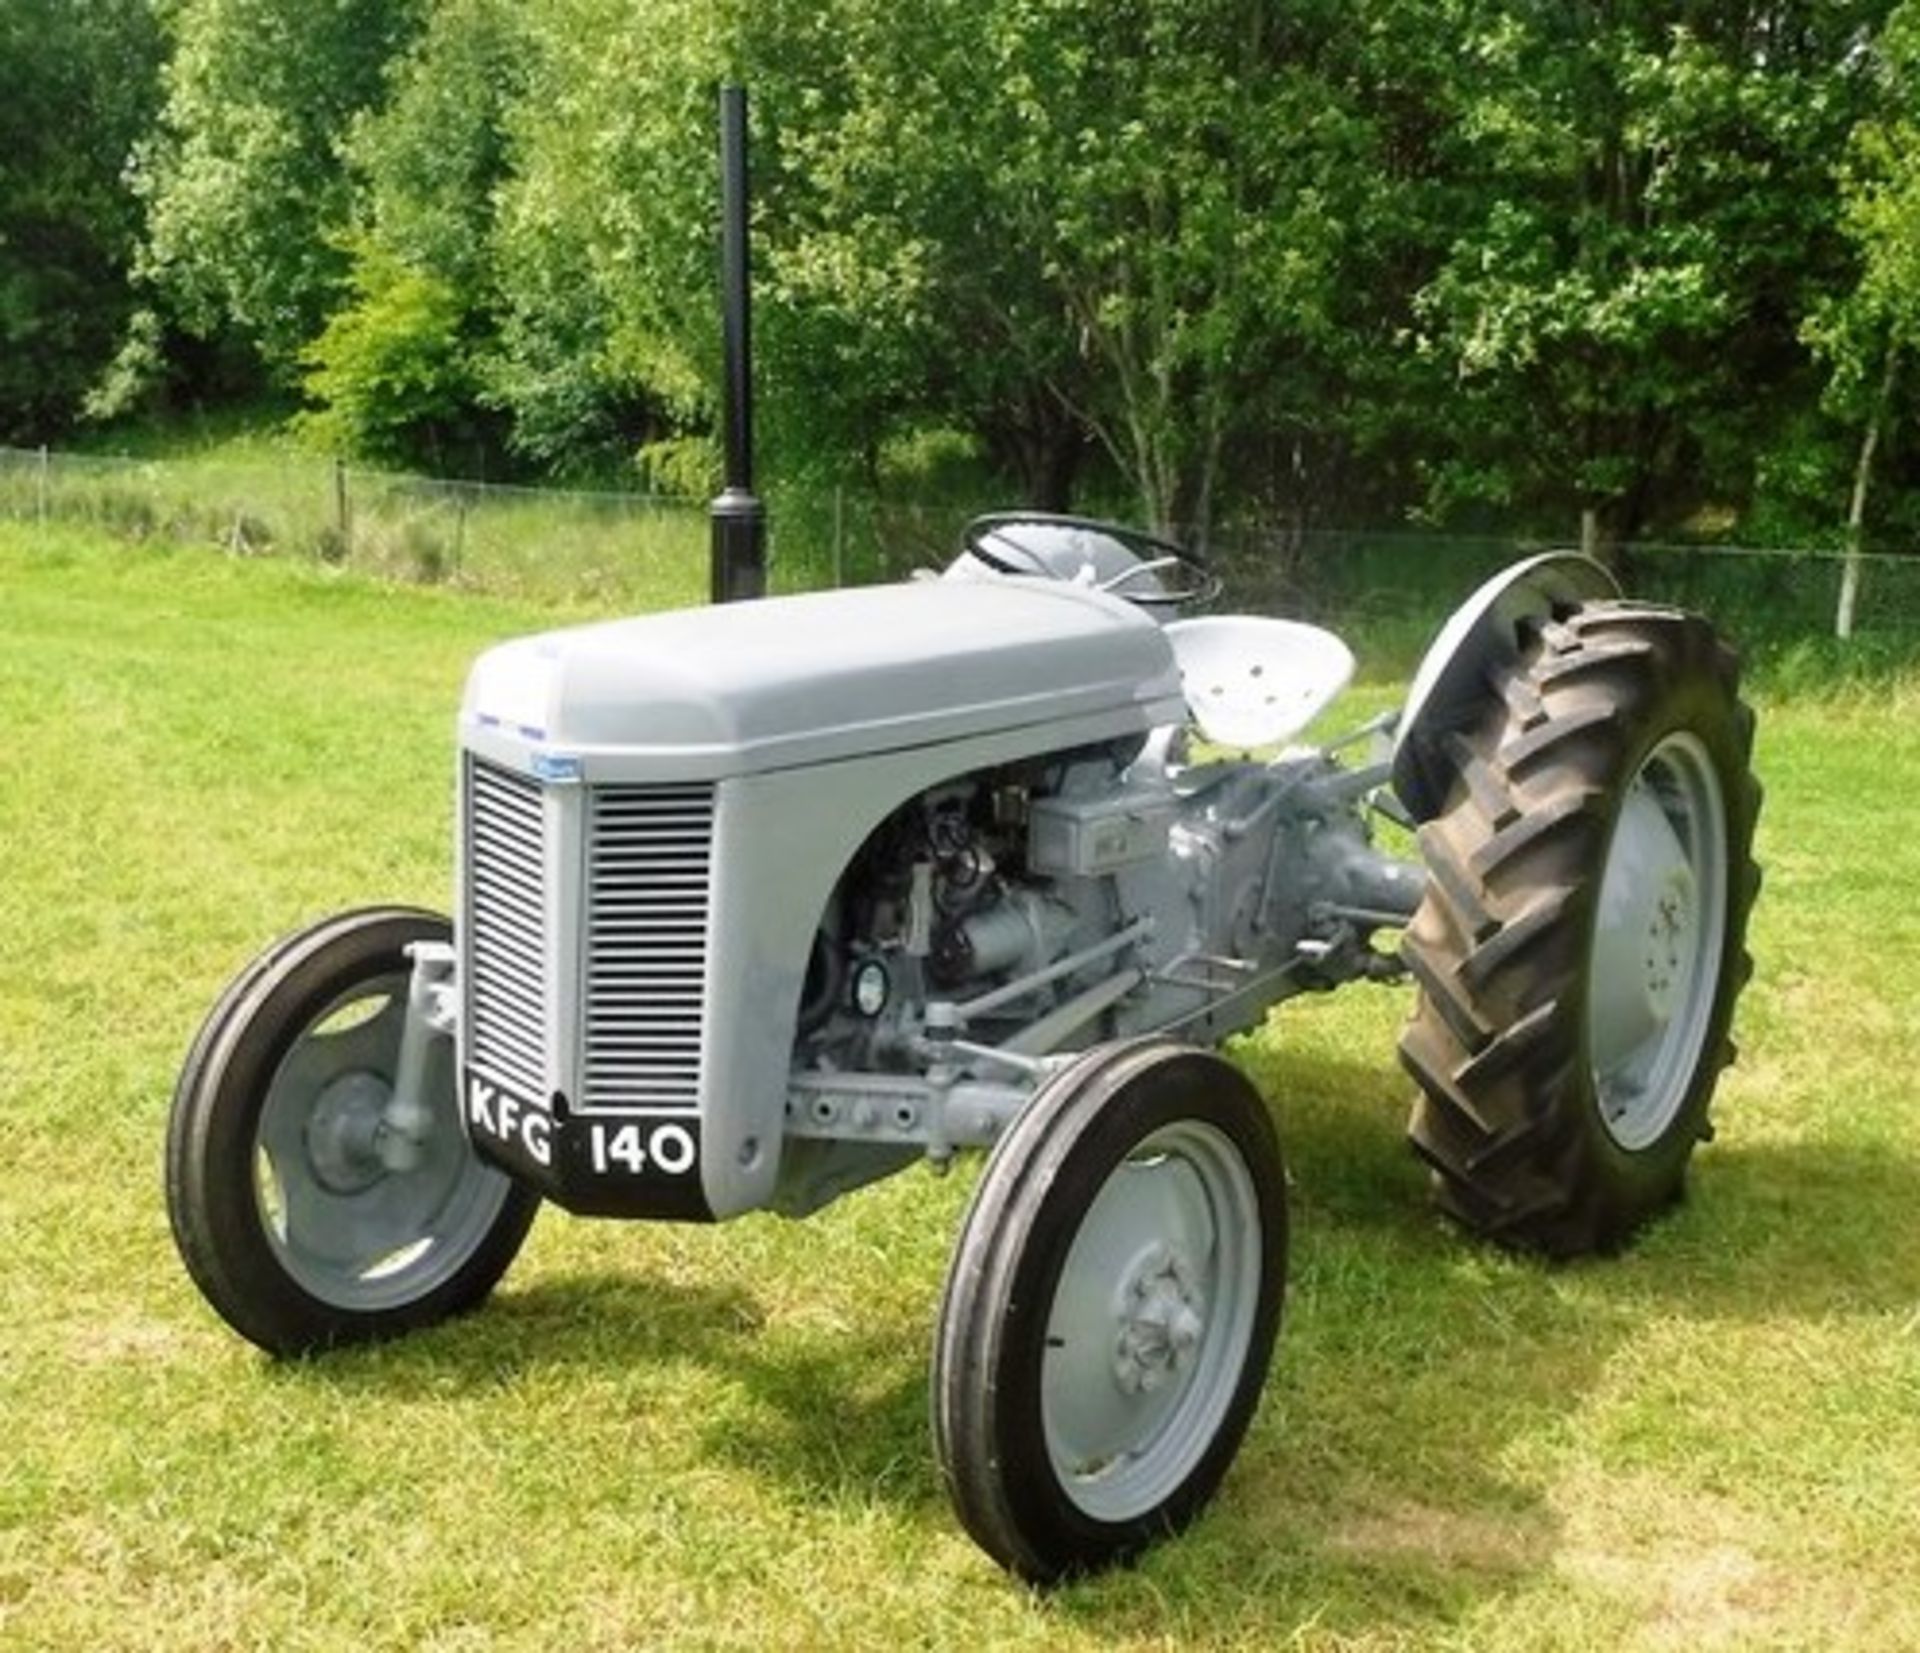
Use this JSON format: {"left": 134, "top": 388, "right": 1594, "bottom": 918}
{"left": 1163, "top": 615, "right": 1355, "bottom": 749}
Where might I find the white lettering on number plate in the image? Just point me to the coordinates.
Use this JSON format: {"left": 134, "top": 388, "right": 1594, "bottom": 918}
{"left": 466, "top": 1074, "right": 552, "bottom": 1167}
{"left": 588, "top": 1120, "right": 697, "bottom": 1177}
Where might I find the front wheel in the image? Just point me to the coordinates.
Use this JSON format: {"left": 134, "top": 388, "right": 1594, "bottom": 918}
{"left": 166, "top": 906, "right": 540, "bottom": 1354}
{"left": 1399, "top": 602, "right": 1762, "bottom": 1255}
{"left": 932, "top": 1040, "right": 1287, "bottom": 1583}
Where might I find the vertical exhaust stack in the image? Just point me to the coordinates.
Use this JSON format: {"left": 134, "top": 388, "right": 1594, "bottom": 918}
{"left": 710, "top": 83, "right": 766, "bottom": 603}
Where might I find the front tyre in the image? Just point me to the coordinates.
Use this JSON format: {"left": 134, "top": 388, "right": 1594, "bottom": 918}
{"left": 166, "top": 907, "right": 540, "bottom": 1355}
{"left": 1399, "top": 603, "right": 1762, "bottom": 1255}
{"left": 933, "top": 1041, "right": 1287, "bottom": 1583}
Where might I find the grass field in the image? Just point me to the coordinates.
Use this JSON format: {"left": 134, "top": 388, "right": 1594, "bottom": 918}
{"left": 2, "top": 524, "right": 1916, "bottom": 1651}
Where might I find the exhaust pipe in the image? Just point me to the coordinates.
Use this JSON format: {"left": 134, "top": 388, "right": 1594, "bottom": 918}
{"left": 709, "top": 83, "right": 766, "bottom": 603}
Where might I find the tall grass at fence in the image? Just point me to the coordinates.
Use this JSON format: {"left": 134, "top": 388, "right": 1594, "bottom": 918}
{"left": 5, "top": 442, "right": 1919, "bottom": 688}
{"left": 1210, "top": 527, "right": 1920, "bottom": 686}
{"left": 0, "top": 446, "right": 713, "bottom": 609}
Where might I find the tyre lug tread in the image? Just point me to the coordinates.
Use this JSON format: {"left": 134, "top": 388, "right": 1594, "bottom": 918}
{"left": 1468, "top": 785, "right": 1605, "bottom": 882}
{"left": 1459, "top": 885, "right": 1575, "bottom": 988}
{"left": 1399, "top": 933, "right": 1491, "bottom": 1054}
{"left": 1499, "top": 703, "right": 1615, "bottom": 776}
{"left": 1416, "top": 824, "right": 1501, "bottom": 944}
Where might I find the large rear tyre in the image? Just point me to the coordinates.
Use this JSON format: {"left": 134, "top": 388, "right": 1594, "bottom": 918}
{"left": 166, "top": 907, "right": 540, "bottom": 1355}
{"left": 1399, "top": 603, "right": 1761, "bottom": 1255}
{"left": 933, "top": 1040, "right": 1286, "bottom": 1583}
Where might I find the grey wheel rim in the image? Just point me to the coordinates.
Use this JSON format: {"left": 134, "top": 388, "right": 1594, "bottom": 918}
{"left": 1587, "top": 732, "right": 1730, "bottom": 1151}
{"left": 253, "top": 971, "right": 515, "bottom": 1311}
{"left": 1040, "top": 1120, "right": 1263, "bottom": 1522}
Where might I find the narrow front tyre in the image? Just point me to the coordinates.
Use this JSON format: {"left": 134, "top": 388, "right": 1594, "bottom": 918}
{"left": 165, "top": 906, "right": 539, "bottom": 1355}
{"left": 932, "top": 1040, "right": 1287, "bottom": 1583}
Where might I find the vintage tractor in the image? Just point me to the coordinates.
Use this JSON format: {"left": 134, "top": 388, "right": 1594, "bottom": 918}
{"left": 164, "top": 513, "right": 1760, "bottom": 1582}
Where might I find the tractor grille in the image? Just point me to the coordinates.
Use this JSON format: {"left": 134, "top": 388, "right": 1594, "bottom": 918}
{"left": 581, "top": 784, "right": 714, "bottom": 1111}
{"left": 463, "top": 758, "right": 550, "bottom": 1101}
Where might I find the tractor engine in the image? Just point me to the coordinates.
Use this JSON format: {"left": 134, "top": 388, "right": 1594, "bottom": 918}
{"left": 794, "top": 736, "right": 1397, "bottom": 1082}
{"left": 794, "top": 748, "right": 1128, "bottom": 1074}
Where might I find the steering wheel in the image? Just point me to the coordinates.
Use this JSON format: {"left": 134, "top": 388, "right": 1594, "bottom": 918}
{"left": 959, "top": 512, "right": 1221, "bottom": 609}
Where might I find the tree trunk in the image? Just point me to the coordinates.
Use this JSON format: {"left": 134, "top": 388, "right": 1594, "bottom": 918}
{"left": 1837, "top": 342, "right": 1900, "bottom": 642}
{"left": 982, "top": 393, "right": 1087, "bottom": 513}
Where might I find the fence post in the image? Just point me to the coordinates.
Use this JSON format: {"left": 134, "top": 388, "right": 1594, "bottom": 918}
{"left": 832, "top": 483, "right": 845, "bottom": 588}
{"left": 36, "top": 444, "right": 49, "bottom": 526}
{"left": 333, "top": 458, "right": 352, "bottom": 560}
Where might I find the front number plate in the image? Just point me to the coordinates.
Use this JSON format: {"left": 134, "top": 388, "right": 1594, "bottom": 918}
{"left": 462, "top": 1068, "right": 709, "bottom": 1220}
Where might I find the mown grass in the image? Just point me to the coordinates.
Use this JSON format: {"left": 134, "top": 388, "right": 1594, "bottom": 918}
{"left": 1, "top": 523, "right": 1916, "bottom": 1651}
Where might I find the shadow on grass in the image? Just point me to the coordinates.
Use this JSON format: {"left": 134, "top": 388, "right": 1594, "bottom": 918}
{"left": 268, "top": 1270, "right": 762, "bottom": 1396}
{"left": 278, "top": 1265, "right": 948, "bottom": 1515}
{"left": 258, "top": 1040, "right": 1916, "bottom": 1643}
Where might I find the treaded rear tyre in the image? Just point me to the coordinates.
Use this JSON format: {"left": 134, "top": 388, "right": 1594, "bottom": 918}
{"left": 1399, "top": 602, "right": 1761, "bottom": 1255}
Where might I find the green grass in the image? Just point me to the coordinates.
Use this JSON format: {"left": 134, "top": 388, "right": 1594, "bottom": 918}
{"left": 1, "top": 524, "right": 1916, "bottom": 1650}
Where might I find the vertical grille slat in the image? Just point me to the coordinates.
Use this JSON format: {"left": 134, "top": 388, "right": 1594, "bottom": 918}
{"left": 583, "top": 783, "right": 713, "bottom": 1111}
{"left": 464, "top": 759, "right": 549, "bottom": 1101}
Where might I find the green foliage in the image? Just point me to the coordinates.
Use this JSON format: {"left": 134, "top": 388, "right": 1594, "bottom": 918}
{"left": 135, "top": 0, "right": 429, "bottom": 374}
{"left": 1821, "top": 3, "right": 1920, "bottom": 381}
{"left": 296, "top": 241, "right": 475, "bottom": 466}
{"left": 1794, "top": 0, "right": 1920, "bottom": 549}
{"left": 0, "top": 0, "right": 163, "bottom": 440}
{"left": 16, "top": 0, "right": 1920, "bottom": 555}
{"left": 297, "top": 0, "right": 528, "bottom": 469}
{"left": 635, "top": 434, "right": 722, "bottom": 498}
{"left": 478, "top": 0, "right": 728, "bottom": 472}
{"left": 1413, "top": 2, "right": 1884, "bottom": 545}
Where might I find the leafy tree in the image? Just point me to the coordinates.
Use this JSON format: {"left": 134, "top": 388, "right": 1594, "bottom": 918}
{"left": 86, "top": 0, "right": 1912, "bottom": 559}
{"left": 300, "top": 0, "right": 528, "bottom": 467}
{"left": 743, "top": 0, "right": 1449, "bottom": 535}
{"left": 1808, "top": 0, "right": 1920, "bottom": 631}
{"left": 1414, "top": 1, "right": 1889, "bottom": 557}
{"left": 476, "top": 0, "right": 729, "bottom": 472}
{"left": 297, "top": 245, "right": 473, "bottom": 466}
{"left": 134, "top": 0, "right": 427, "bottom": 376}
{"left": 0, "top": 0, "right": 163, "bottom": 440}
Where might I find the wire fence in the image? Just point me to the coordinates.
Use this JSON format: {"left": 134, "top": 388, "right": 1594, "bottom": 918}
{"left": 0, "top": 444, "right": 714, "bottom": 607}
{"left": 4, "top": 443, "right": 1918, "bottom": 679}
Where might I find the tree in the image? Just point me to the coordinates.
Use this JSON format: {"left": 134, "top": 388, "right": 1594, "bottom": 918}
{"left": 744, "top": 0, "right": 1447, "bottom": 535}
{"left": 1414, "top": 2, "right": 1888, "bottom": 557}
{"left": 0, "top": 0, "right": 162, "bottom": 440}
{"left": 1810, "top": 1, "right": 1920, "bottom": 635}
{"left": 134, "top": 0, "right": 427, "bottom": 377}
{"left": 475, "top": 0, "right": 730, "bottom": 472}
{"left": 299, "top": 0, "right": 529, "bottom": 468}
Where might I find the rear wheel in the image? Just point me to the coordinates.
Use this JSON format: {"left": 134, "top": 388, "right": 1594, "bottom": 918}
{"left": 933, "top": 1040, "right": 1286, "bottom": 1583}
{"left": 1399, "top": 603, "right": 1761, "bottom": 1255}
{"left": 166, "top": 907, "right": 540, "bottom": 1354}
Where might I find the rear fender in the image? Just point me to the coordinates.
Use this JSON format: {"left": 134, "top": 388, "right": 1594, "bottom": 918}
{"left": 1391, "top": 553, "right": 1618, "bottom": 823}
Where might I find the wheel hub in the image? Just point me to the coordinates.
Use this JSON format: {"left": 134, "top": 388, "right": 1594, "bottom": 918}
{"left": 303, "top": 1071, "right": 394, "bottom": 1194}
{"left": 1641, "top": 864, "right": 1697, "bottom": 1020}
{"left": 1113, "top": 1245, "right": 1206, "bottom": 1395}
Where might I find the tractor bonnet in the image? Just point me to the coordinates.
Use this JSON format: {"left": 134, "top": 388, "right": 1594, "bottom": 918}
{"left": 461, "top": 576, "right": 1184, "bottom": 782}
